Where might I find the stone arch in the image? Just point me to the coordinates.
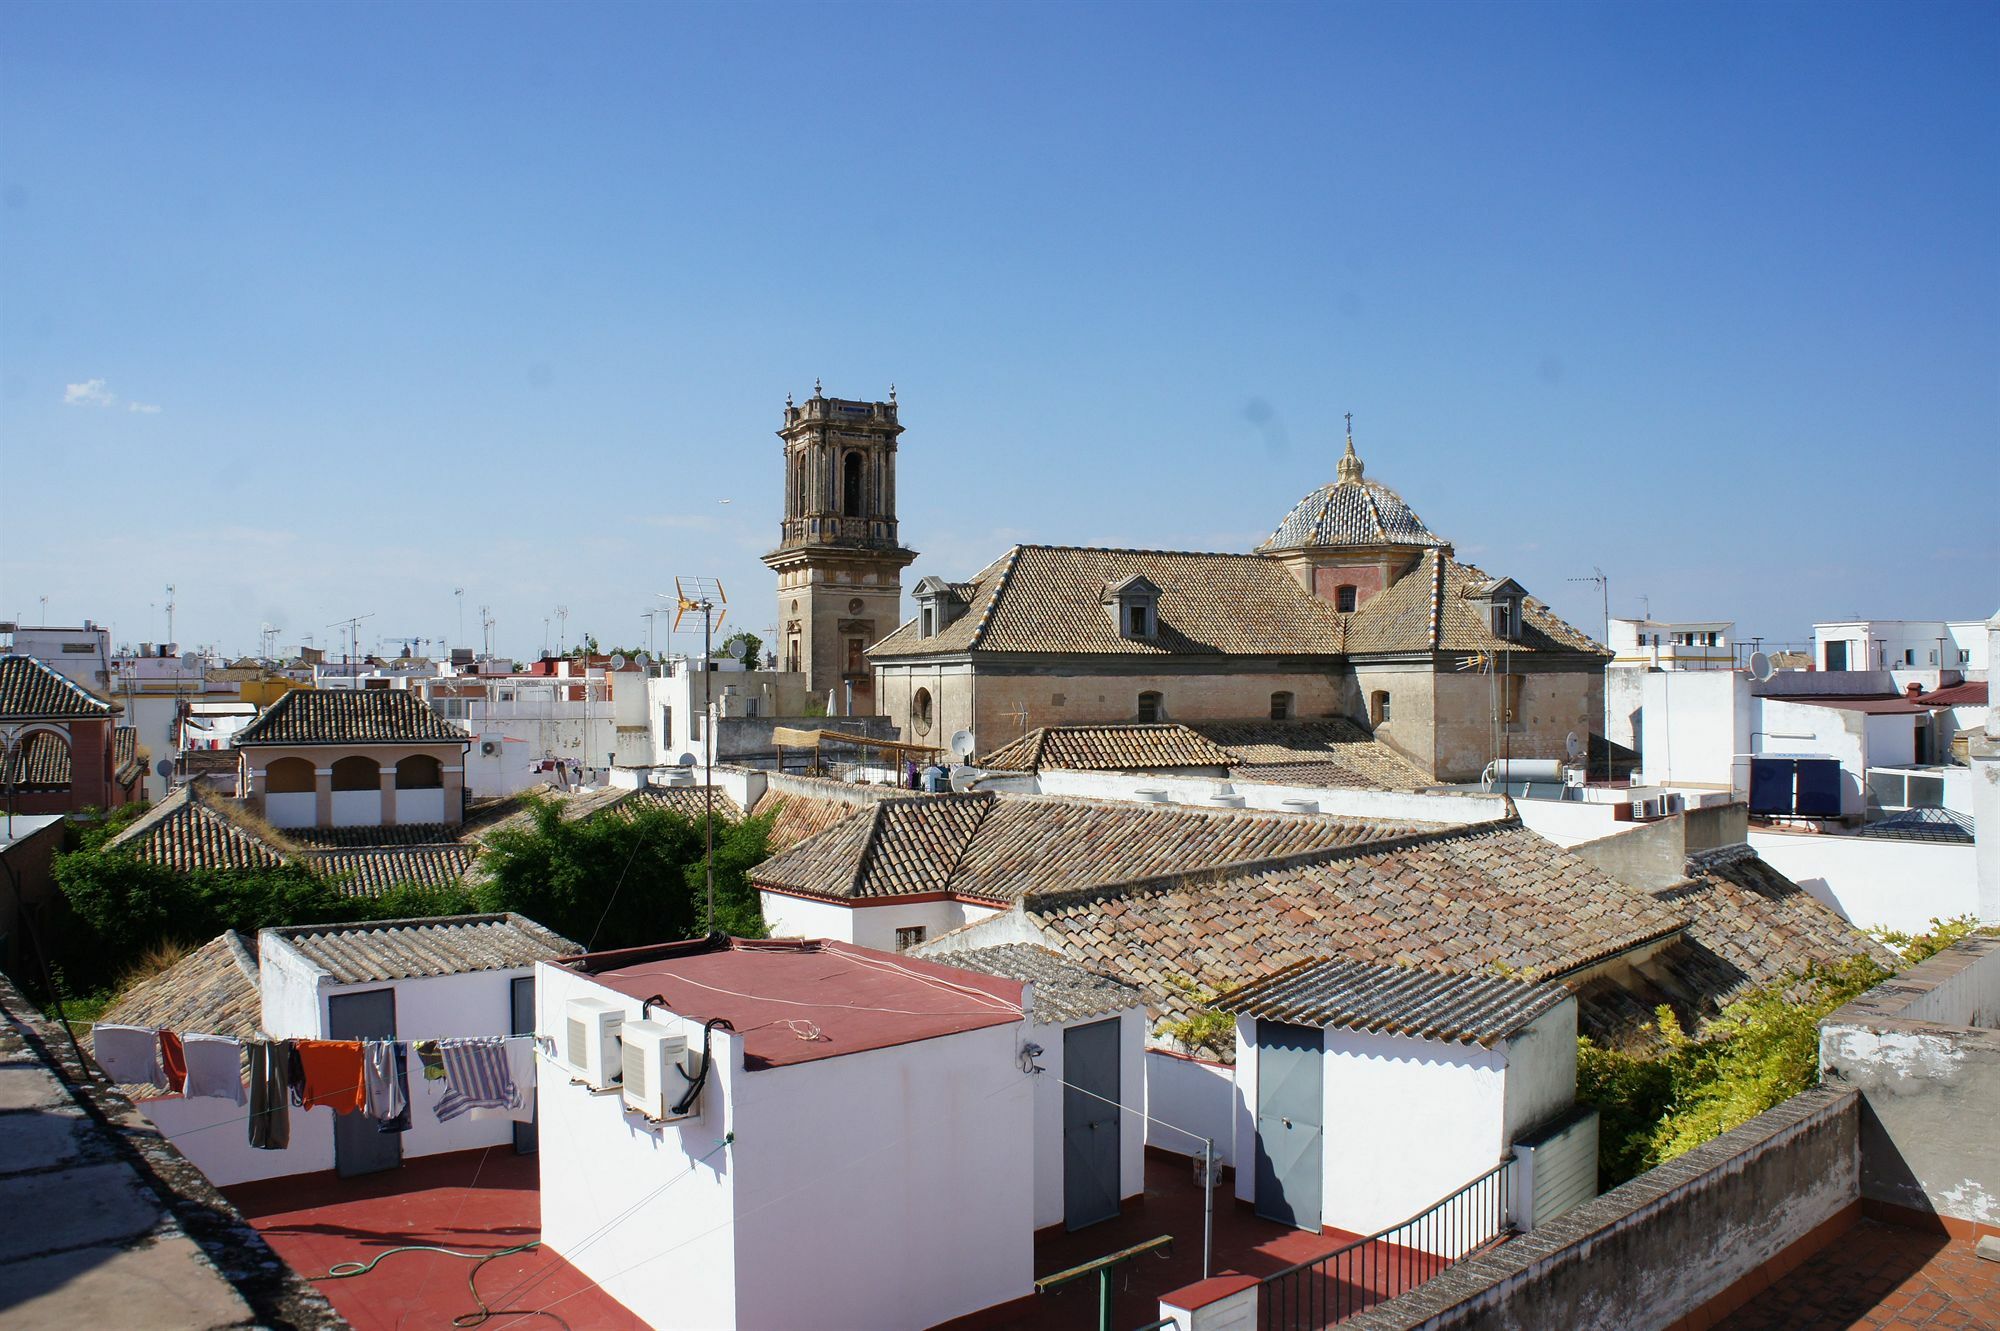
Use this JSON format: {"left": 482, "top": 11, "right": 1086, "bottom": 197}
{"left": 842, "top": 450, "right": 865, "bottom": 518}
{"left": 395, "top": 754, "right": 443, "bottom": 789}
{"left": 266, "top": 756, "right": 315, "bottom": 794}
{"left": 330, "top": 755, "right": 381, "bottom": 791}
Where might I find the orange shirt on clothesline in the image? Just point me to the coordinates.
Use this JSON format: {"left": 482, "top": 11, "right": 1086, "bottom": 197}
{"left": 293, "top": 1039, "right": 367, "bottom": 1114}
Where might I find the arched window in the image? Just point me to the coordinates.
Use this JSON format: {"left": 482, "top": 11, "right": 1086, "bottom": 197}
{"left": 395, "top": 754, "right": 443, "bottom": 789}
{"left": 330, "top": 755, "right": 381, "bottom": 791}
{"left": 1369, "top": 690, "right": 1391, "bottom": 726}
{"left": 1137, "top": 691, "right": 1165, "bottom": 723}
{"left": 842, "top": 451, "right": 865, "bottom": 518}
{"left": 1270, "top": 691, "right": 1294, "bottom": 721}
{"left": 912, "top": 687, "right": 934, "bottom": 736}
{"left": 5, "top": 731, "right": 71, "bottom": 790}
{"left": 1336, "top": 585, "right": 1358, "bottom": 613}
{"left": 266, "top": 756, "right": 315, "bottom": 793}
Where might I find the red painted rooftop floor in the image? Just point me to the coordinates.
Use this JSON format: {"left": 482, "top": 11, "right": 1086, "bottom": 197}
{"left": 226, "top": 1147, "right": 1449, "bottom": 1331}
{"left": 940, "top": 1154, "right": 1451, "bottom": 1331}
{"left": 225, "top": 1147, "right": 647, "bottom": 1331}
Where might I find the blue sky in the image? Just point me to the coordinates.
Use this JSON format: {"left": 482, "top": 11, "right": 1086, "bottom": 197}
{"left": 3, "top": 1, "right": 1994, "bottom": 661}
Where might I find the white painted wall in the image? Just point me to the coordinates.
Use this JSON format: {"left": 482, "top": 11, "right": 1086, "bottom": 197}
{"left": 1145, "top": 1048, "right": 1237, "bottom": 1166}
{"left": 1639, "top": 670, "right": 1748, "bottom": 791}
{"left": 330, "top": 790, "right": 382, "bottom": 827}
{"left": 536, "top": 960, "right": 1036, "bottom": 1331}
{"left": 757, "top": 890, "right": 1001, "bottom": 952}
{"left": 1033, "top": 768, "right": 1508, "bottom": 826}
{"left": 1231, "top": 1002, "right": 1577, "bottom": 1251}
{"left": 396, "top": 787, "right": 447, "bottom": 824}
{"left": 536, "top": 961, "right": 741, "bottom": 1331}
{"left": 136, "top": 1089, "right": 335, "bottom": 1187}
{"left": 1747, "top": 830, "right": 1980, "bottom": 934}
{"left": 265, "top": 792, "right": 315, "bottom": 829}
{"left": 1511, "top": 798, "right": 1622, "bottom": 847}
{"left": 1027, "top": 1007, "right": 1147, "bottom": 1230}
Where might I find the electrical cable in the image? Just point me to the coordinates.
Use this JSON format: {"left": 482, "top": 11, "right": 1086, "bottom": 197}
{"left": 320, "top": 1241, "right": 573, "bottom": 1330}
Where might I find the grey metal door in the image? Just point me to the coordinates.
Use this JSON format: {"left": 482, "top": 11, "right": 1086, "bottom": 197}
{"left": 1062, "top": 1018, "right": 1122, "bottom": 1231}
{"left": 511, "top": 975, "right": 538, "bottom": 1155}
{"left": 1254, "top": 1020, "right": 1324, "bottom": 1231}
{"left": 328, "top": 988, "right": 401, "bottom": 1179}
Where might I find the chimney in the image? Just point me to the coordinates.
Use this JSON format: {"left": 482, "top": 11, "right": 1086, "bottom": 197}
{"left": 1905, "top": 682, "right": 1923, "bottom": 701}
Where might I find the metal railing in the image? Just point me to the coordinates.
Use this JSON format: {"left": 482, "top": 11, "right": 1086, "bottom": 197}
{"left": 1259, "top": 1160, "right": 1514, "bottom": 1331}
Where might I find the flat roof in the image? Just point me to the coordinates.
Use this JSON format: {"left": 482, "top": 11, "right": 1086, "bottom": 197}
{"left": 570, "top": 938, "right": 1024, "bottom": 1070}
{"left": 0, "top": 813, "right": 65, "bottom": 851}
{"left": 1781, "top": 696, "right": 1929, "bottom": 715}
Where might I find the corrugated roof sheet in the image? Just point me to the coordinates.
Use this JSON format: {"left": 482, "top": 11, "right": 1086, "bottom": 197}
{"left": 1216, "top": 955, "right": 1569, "bottom": 1046}
{"left": 1855, "top": 807, "right": 1975, "bottom": 844}
{"left": 979, "top": 724, "right": 1238, "bottom": 772}
{"left": 264, "top": 913, "right": 577, "bottom": 984}
{"left": 0, "top": 654, "right": 112, "bottom": 718}
{"left": 754, "top": 790, "right": 1430, "bottom": 905}
{"left": 927, "top": 943, "right": 1142, "bottom": 1024}
{"left": 233, "top": 689, "right": 471, "bottom": 746}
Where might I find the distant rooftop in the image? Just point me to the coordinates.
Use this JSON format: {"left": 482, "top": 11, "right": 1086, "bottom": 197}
{"left": 233, "top": 688, "right": 470, "bottom": 746}
{"left": 571, "top": 937, "right": 1023, "bottom": 1070}
{"left": 929, "top": 943, "right": 1142, "bottom": 1025}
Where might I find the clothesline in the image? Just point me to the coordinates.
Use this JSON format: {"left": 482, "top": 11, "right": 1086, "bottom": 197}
{"left": 92, "top": 1023, "right": 540, "bottom": 1153}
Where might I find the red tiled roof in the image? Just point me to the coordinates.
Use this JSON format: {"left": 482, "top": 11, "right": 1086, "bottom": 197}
{"left": 572, "top": 937, "right": 1023, "bottom": 1069}
{"left": 1912, "top": 681, "right": 1986, "bottom": 708}
{"left": 1781, "top": 696, "right": 1929, "bottom": 715}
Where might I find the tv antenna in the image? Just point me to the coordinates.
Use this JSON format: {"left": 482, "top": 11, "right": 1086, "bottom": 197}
{"left": 454, "top": 588, "right": 466, "bottom": 650}
{"left": 163, "top": 584, "right": 176, "bottom": 645}
{"left": 1566, "top": 567, "right": 1609, "bottom": 648}
{"left": 326, "top": 613, "right": 374, "bottom": 673}
{"left": 668, "top": 577, "right": 727, "bottom": 934}
{"left": 553, "top": 605, "right": 570, "bottom": 657}
{"left": 479, "top": 605, "right": 495, "bottom": 658}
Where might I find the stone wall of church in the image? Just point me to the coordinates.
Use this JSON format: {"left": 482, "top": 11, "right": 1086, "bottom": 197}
{"left": 1431, "top": 666, "right": 1601, "bottom": 783}
{"left": 1349, "top": 663, "right": 1440, "bottom": 776}
{"left": 877, "top": 663, "right": 1350, "bottom": 756}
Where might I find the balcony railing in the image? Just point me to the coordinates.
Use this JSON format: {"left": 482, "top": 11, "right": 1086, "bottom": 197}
{"left": 1259, "top": 1161, "right": 1514, "bottom": 1331}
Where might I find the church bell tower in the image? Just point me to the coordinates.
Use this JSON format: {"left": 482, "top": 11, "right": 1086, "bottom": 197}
{"left": 762, "top": 382, "right": 918, "bottom": 704}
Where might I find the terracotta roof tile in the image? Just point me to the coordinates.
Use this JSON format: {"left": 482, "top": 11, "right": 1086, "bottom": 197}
{"left": 0, "top": 654, "right": 112, "bottom": 718}
{"left": 1189, "top": 719, "right": 1432, "bottom": 791}
{"left": 872, "top": 546, "right": 1351, "bottom": 658}
{"left": 94, "top": 931, "right": 263, "bottom": 1045}
{"left": 754, "top": 790, "right": 1431, "bottom": 905}
{"left": 233, "top": 689, "right": 470, "bottom": 746}
{"left": 303, "top": 845, "right": 481, "bottom": 898}
{"left": 3, "top": 729, "right": 73, "bottom": 788}
{"left": 1025, "top": 822, "right": 1682, "bottom": 1031}
{"left": 108, "top": 786, "right": 292, "bottom": 872}
{"left": 979, "top": 724, "right": 1238, "bottom": 772}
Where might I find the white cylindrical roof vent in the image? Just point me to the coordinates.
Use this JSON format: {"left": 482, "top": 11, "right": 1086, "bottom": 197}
{"left": 1281, "top": 797, "right": 1320, "bottom": 814}
{"left": 1134, "top": 787, "right": 1170, "bottom": 804}
{"left": 1209, "top": 793, "right": 1247, "bottom": 809}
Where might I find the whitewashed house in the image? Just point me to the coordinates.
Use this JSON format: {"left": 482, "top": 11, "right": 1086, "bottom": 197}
{"left": 90, "top": 913, "right": 576, "bottom": 1187}
{"left": 1219, "top": 957, "right": 1591, "bottom": 1243}
{"left": 536, "top": 936, "right": 1035, "bottom": 1331}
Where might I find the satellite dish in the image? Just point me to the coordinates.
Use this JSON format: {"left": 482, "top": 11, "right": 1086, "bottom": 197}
{"left": 154, "top": 758, "right": 175, "bottom": 778}
{"left": 950, "top": 730, "right": 976, "bottom": 759}
{"left": 609, "top": 653, "right": 627, "bottom": 670}
{"left": 1749, "top": 651, "right": 1774, "bottom": 682}
{"left": 676, "top": 752, "right": 699, "bottom": 767}
{"left": 635, "top": 651, "right": 651, "bottom": 667}
{"left": 1564, "top": 731, "right": 1583, "bottom": 761}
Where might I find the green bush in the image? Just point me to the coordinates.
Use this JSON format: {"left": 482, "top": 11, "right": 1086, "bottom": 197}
{"left": 472, "top": 797, "right": 772, "bottom": 950}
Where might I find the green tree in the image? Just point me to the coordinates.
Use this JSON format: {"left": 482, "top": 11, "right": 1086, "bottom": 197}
{"left": 472, "top": 797, "right": 772, "bottom": 950}
{"left": 718, "top": 631, "right": 763, "bottom": 669}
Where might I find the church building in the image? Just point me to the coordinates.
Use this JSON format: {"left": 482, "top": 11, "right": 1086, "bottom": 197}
{"left": 864, "top": 424, "right": 1609, "bottom": 783}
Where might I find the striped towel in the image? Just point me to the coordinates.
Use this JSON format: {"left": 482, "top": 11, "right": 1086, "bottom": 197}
{"left": 432, "top": 1038, "right": 515, "bottom": 1123}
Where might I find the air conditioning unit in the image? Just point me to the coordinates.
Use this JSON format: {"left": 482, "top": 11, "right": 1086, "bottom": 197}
{"left": 481, "top": 739, "right": 501, "bottom": 757}
{"left": 621, "top": 1020, "right": 699, "bottom": 1121}
{"left": 564, "top": 997, "right": 625, "bottom": 1089}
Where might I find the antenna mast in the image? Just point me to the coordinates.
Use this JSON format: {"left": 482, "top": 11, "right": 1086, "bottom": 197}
{"left": 669, "top": 577, "right": 728, "bottom": 934}
{"left": 164, "top": 584, "right": 176, "bottom": 646}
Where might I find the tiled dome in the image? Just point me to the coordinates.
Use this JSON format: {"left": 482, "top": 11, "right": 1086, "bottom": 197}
{"left": 1256, "top": 436, "right": 1446, "bottom": 552}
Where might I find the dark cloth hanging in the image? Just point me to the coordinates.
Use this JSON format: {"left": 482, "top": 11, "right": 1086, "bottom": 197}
{"left": 157, "top": 1030, "right": 187, "bottom": 1094}
{"left": 285, "top": 1042, "right": 307, "bottom": 1108}
{"left": 247, "top": 1041, "right": 291, "bottom": 1150}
